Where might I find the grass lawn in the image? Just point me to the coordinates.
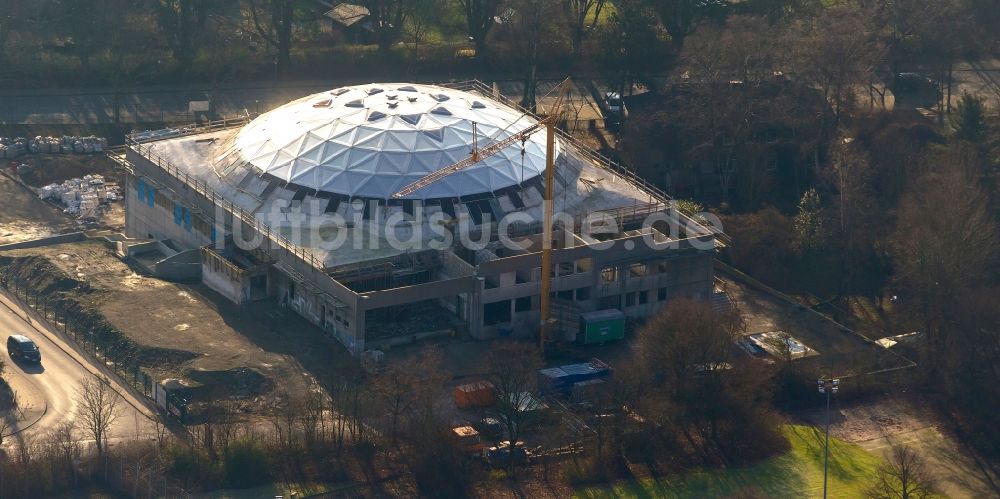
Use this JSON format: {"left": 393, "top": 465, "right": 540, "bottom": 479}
{"left": 576, "top": 424, "right": 884, "bottom": 498}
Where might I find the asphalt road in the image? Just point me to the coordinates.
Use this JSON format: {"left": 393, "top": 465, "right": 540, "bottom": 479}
{"left": 0, "top": 291, "right": 159, "bottom": 449}
{"left": 0, "top": 76, "right": 598, "bottom": 126}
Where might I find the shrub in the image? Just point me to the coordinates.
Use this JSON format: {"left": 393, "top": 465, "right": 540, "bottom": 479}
{"left": 223, "top": 439, "right": 270, "bottom": 488}
{"left": 165, "top": 445, "right": 218, "bottom": 489}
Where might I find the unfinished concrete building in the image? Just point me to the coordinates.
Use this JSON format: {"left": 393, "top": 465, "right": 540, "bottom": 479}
{"left": 117, "top": 82, "right": 717, "bottom": 356}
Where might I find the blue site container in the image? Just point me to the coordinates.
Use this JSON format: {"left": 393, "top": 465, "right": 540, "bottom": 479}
{"left": 537, "top": 359, "right": 612, "bottom": 396}
{"left": 537, "top": 367, "right": 571, "bottom": 394}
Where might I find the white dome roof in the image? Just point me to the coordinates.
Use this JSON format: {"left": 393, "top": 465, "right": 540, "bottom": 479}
{"left": 230, "top": 83, "right": 556, "bottom": 200}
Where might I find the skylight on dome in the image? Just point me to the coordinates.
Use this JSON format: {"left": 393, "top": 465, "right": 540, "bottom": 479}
{"left": 231, "top": 83, "right": 556, "bottom": 200}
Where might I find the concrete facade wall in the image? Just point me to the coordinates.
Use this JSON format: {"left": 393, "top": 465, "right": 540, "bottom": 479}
{"left": 124, "top": 148, "right": 716, "bottom": 356}
{"left": 126, "top": 150, "right": 366, "bottom": 355}
{"left": 270, "top": 270, "right": 363, "bottom": 352}
{"left": 474, "top": 235, "right": 715, "bottom": 338}
{"left": 203, "top": 262, "right": 244, "bottom": 303}
{"left": 201, "top": 249, "right": 248, "bottom": 304}
{"left": 124, "top": 174, "right": 212, "bottom": 250}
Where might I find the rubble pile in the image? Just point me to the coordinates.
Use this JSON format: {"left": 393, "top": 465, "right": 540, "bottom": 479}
{"left": 40, "top": 174, "right": 120, "bottom": 219}
{"left": 0, "top": 136, "right": 108, "bottom": 158}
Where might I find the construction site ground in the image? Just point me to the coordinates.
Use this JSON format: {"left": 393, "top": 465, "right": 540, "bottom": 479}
{"left": 0, "top": 154, "right": 124, "bottom": 245}
{"left": 0, "top": 239, "right": 353, "bottom": 419}
{"left": 0, "top": 170, "right": 77, "bottom": 245}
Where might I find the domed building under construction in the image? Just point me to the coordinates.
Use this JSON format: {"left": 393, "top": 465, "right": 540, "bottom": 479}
{"left": 118, "top": 82, "right": 717, "bottom": 356}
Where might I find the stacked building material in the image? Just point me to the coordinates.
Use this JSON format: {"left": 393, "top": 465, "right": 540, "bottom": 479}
{"left": 1, "top": 136, "right": 107, "bottom": 157}
{"left": 39, "top": 174, "right": 120, "bottom": 218}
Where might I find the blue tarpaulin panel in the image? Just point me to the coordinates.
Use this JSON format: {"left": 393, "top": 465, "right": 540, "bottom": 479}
{"left": 538, "top": 359, "right": 612, "bottom": 396}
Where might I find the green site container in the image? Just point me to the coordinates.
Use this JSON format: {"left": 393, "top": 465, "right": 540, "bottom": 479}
{"left": 578, "top": 309, "right": 625, "bottom": 344}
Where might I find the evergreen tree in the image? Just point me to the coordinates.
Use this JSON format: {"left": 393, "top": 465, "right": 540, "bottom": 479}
{"left": 951, "top": 92, "right": 987, "bottom": 143}
{"left": 793, "top": 188, "right": 824, "bottom": 253}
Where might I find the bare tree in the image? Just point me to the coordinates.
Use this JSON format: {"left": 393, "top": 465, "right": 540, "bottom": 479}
{"left": 628, "top": 296, "right": 788, "bottom": 461}
{"left": 676, "top": 15, "right": 823, "bottom": 209}
{"left": 270, "top": 390, "right": 304, "bottom": 449}
{"left": 300, "top": 388, "right": 327, "bottom": 451}
{"left": 650, "top": 0, "right": 728, "bottom": 49}
{"left": 154, "top": 0, "right": 221, "bottom": 68}
{"left": 890, "top": 145, "right": 1000, "bottom": 364}
{"left": 484, "top": 341, "right": 542, "bottom": 477}
{"left": 247, "top": 0, "right": 296, "bottom": 77}
{"left": 866, "top": 444, "right": 937, "bottom": 499}
{"left": 456, "top": 0, "right": 505, "bottom": 55}
{"left": 11, "top": 430, "right": 36, "bottom": 497}
{"left": 405, "top": 0, "right": 441, "bottom": 73}
{"left": 821, "top": 140, "right": 885, "bottom": 294}
{"left": 43, "top": 0, "right": 124, "bottom": 77}
{"left": 402, "top": 347, "right": 450, "bottom": 431}
{"left": 791, "top": 6, "right": 884, "bottom": 128}
{"left": 0, "top": 1, "right": 45, "bottom": 66}
{"left": 371, "top": 358, "right": 417, "bottom": 447}
{"left": 75, "top": 377, "right": 122, "bottom": 457}
{"left": 505, "top": 0, "right": 561, "bottom": 111}
{"left": 49, "top": 421, "right": 81, "bottom": 489}
{"left": 359, "top": 0, "right": 411, "bottom": 53}
{"left": 563, "top": 0, "right": 606, "bottom": 58}
{"left": 596, "top": 0, "right": 666, "bottom": 99}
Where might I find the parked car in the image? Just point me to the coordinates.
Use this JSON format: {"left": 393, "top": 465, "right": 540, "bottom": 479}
{"left": 475, "top": 417, "right": 505, "bottom": 439}
{"left": 484, "top": 440, "right": 529, "bottom": 466}
{"left": 7, "top": 335, "right": 41, "bottom": 363}
{"left": 603, "top": 91, "right": 628, "bottom": 126}
{"left": 893, "top": 72, "right": 939, "bottom": 95}
{"left": 604, "top": 92, "right": 625, "bottom": 114}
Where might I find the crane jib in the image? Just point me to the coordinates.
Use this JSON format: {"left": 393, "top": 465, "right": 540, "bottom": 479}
{"left": 390, "top": 121, "right": 546, "bottom": 199}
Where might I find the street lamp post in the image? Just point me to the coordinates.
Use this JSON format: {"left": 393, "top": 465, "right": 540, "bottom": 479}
{"left": 817, "top": 377, "right": 840, "bottom": 499}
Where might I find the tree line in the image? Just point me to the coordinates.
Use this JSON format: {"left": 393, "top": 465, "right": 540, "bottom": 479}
{"left": 616, "top": 0, "right": 1000, "bottom": 462}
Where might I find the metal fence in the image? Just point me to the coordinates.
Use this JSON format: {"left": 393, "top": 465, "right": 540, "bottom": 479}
{"left": 0, "top": 270, "right": 189, "bottom": 422}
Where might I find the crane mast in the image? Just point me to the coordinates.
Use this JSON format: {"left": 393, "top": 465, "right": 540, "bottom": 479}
{"left": 390, "top": 79, "right": 572, "bottom": 354}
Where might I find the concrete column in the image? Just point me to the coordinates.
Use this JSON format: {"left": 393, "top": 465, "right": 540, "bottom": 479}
{"left": 468, "top": 277, "right": 485, "bottom": 339}
{"left": 350, "top": 297, "right": 367, "bottom": 354}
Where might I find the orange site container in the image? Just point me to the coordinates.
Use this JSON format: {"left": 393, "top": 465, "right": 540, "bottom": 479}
{"left": 454, "top": 381, "right": 495, "bottom": 408}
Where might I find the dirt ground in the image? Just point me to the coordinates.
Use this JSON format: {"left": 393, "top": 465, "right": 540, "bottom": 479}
{"left": 795, "top": 395, "right": 1000, "bottom": 499}
{"left": 721, "top": 276, "right": 913, "bottom": 376}
{"left": 0, "top": 240, "right": 355, "bottom": 418}
{"left": 0, "top": 173, "right": 78, "bottom": 245}
{"left": 13, "top": 153, "right": 123, "bottom": 189}
{"left": 0, "top": 154, "right": 125, "bottom": 244}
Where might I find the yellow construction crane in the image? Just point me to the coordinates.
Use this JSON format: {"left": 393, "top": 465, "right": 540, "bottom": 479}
{"left": 391, "top": 79, "right": 572, "bottom": 354}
